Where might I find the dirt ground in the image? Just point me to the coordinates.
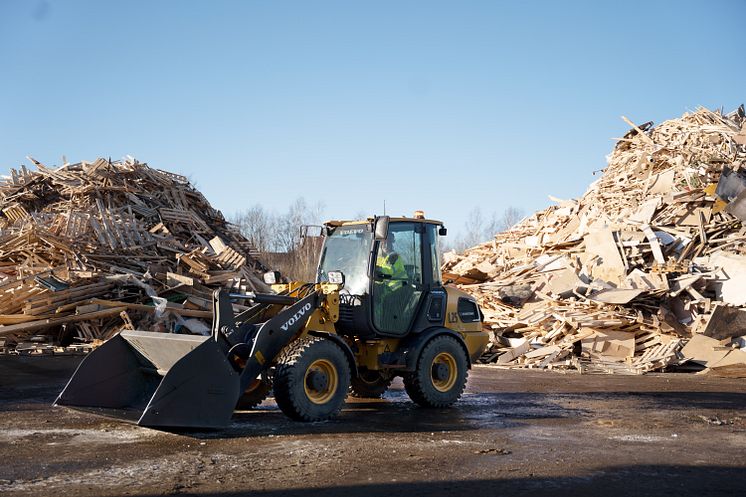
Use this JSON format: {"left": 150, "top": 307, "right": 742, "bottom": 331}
{"left": 1, "top": 356, "right": 745, "bottom": 497}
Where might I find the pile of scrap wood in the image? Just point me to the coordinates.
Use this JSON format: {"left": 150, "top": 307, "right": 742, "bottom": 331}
{"left": 443, "top": 106, "right": 746, "bottom": 376}
{"left": 0, "top": 156, "right": 270, "bottom": 354}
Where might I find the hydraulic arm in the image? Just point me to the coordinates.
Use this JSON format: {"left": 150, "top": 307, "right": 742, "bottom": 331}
{"left": 213, "top": 288, "right": 321, "bottom": 393}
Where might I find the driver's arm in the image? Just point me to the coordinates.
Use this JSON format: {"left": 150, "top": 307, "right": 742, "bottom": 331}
{"left": 391, "top": 254, "right": 407, "bottom": 280}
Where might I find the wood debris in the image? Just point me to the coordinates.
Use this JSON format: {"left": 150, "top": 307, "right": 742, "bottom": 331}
{"left": 444, "top": 106, "right": 746, "bottom": 376}
{"left": 0, "top": 157, "right": 269, "bottom": 352}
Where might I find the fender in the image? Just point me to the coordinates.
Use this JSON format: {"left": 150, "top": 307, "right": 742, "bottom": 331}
{"left": 399, "top": 327, "right": 472, "bottom": 372}
{"left": 307, "top": 330, "right": 359, "bottom": 378}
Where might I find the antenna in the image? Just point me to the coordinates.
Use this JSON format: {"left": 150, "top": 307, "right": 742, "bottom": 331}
{"left": 383, "top": 199, "right": 386, "bottom": 216}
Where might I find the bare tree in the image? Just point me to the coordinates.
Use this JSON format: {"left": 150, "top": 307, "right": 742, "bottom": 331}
{"left": 462, "top": 207, "right": 486, "bottom": 250}
{"left": 232, "top": 204, "right": 274, "bottom": 253}
{"left": 233, "top": 197, "right": 326, "bottom": 281}
{"left": 273, "top": 197, "right": 325, "bottom": 253}
{"left": 497, "top": 206, "right": 525, "bottom": 232}
{"left": 450, "top": 206, "right": 525, "bottom": 254}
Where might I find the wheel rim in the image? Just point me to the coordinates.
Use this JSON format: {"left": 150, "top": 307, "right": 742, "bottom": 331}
{"left": 431, "top": 352, "right": 457, "bottom": 392}
{"left": 304, "top": 359, "right": 338, "bottom": 404}
{"left": 359, "top": 370, "right": 383, "bottom": 386}
{"left": 244, "top": 378, "right": 262, "bottom": 394}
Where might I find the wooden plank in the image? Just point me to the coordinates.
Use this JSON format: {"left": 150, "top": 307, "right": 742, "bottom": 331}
{"left": 0, "top": 307, "right": 127, "bottom": 336}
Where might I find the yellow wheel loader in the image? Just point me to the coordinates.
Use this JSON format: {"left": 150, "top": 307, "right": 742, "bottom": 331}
{"left": 55, "top": 215, "right": 489, "bottom": 429}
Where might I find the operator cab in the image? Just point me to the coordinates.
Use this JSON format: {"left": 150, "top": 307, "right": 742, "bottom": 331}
{"left": 316, "top": 214, "right": 448, "bottom": 339}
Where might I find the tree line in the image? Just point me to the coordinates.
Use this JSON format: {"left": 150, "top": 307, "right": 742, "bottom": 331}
{"left": 231, "top": 198, "right": 523, "bottom": 280}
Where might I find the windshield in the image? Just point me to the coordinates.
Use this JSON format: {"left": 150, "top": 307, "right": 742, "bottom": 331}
{"left": 317, "top": 225, "right": 373, "bottom": 295}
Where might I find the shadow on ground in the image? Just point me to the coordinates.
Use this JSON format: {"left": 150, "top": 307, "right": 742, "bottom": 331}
{"left": 130, "top": 464, "right": 744, "bottom": 497}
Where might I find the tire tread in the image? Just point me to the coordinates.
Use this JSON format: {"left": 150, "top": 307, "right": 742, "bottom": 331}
{"left": 403, "top": 335, "right": 468, "bottom": 408}
{"left": 273, "top": 336, "right": 350, "bottom": 421}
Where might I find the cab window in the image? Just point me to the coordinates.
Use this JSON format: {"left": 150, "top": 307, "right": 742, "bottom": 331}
{"left": 372, "top": 222, "right": 424, "bottom": 334}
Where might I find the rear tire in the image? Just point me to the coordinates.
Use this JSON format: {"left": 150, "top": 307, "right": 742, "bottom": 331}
{"left": 350, "top": 369, "right": 393, "bottom": 398}
{"left": 404, "top": 335, "right": 468, "bottom": 408}
{"left": 235, "top": 374, "right": 272, "bottom": 410}
{"left": 273, "top": 336, "right": 351, "bottom": 421}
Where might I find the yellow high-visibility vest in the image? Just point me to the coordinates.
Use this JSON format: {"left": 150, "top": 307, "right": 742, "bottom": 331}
{"left": 376, "top": 252, "right": 407, "bottom": 291}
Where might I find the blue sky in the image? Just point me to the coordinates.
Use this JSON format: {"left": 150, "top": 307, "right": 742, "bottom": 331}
{"left": 1, "top": 0, "right": 744, "bottom": 240}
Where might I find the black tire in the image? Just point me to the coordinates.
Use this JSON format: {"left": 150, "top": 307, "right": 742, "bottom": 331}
{"left": 350, "top": 369, "right": 393, "bottom": 398}
{"left": 273, "top": 336, "right": 351, "bottom": 421}
{"left": 404, "top": 335, "right": 468, "bottom": 408}
{"left": 235, "top": 375, "right": 272, "bottom": 410}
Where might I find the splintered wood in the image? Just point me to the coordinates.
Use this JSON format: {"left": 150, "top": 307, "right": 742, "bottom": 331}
{"left": 444, "top": 106, "right": 746, "bottom": 375}
{"left": 0, "top": 157, "right": 270, "bottom": 353}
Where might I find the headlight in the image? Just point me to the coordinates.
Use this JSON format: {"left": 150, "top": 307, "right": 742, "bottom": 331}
{"left": 263, "top": 271, "right": 281, "bottom": 285}
{"left": 327, "top": 271, "right": 345, "bottom": 285}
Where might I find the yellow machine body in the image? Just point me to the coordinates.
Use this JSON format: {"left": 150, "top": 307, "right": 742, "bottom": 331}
{"left": 57, "top": 214, "right": 489, "bottom": 429}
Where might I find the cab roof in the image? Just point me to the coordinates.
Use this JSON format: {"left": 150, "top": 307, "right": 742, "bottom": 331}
{"left": 324, "top": 217, "right": 444, "bottom": 228}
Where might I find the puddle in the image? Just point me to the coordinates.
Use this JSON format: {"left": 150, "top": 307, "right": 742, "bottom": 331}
{"left": 609, "top": 434, "right": 678, "bottom": 443}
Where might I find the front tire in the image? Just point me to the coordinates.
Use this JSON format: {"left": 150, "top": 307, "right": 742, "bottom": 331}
{"left": 273, "top": 336, "right": 351, "bottom": 421}
{"left": 404, "top": 335, "right": 468, "bottom": 407}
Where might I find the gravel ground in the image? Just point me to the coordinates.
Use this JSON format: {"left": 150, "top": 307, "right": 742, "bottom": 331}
{"left": 1, "top": 355, "right": 745, "bottom": 496}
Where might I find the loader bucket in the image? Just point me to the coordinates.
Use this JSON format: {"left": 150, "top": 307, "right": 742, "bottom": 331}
{"left": 55, "top": 330, "right": 241, "bottom": 429}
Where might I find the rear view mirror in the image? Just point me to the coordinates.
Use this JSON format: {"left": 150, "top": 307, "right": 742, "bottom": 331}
{"left": 374, "top": 216, "right": 390, "bottom": 241}
{"left": 299, "top": 225, "right": 324, "bottom": 238}
{"left": 439, "top": 226, "right": 447, "bottom": 236}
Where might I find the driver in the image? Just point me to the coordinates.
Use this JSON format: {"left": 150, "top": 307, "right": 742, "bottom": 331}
{"left": 376, "top": 232, "right": 407, "bottom": 291}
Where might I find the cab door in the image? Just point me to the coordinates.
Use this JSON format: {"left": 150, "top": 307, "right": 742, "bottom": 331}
{"left": 371, "top": 222, "right": 425, "bottom": 336}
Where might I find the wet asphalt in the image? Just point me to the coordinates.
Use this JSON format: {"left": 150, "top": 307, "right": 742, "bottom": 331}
{"left": 0, "top": 355, "right": 745, "bottom": 496}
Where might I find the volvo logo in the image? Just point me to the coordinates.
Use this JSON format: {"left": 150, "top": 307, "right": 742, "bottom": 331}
{"left": 280, "top": 303, "right": 313, "bottom": 331}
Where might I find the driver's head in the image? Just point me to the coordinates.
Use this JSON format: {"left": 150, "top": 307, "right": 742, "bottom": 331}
{"left": 383, "top": 232, "right": 396, "bottom": 252}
